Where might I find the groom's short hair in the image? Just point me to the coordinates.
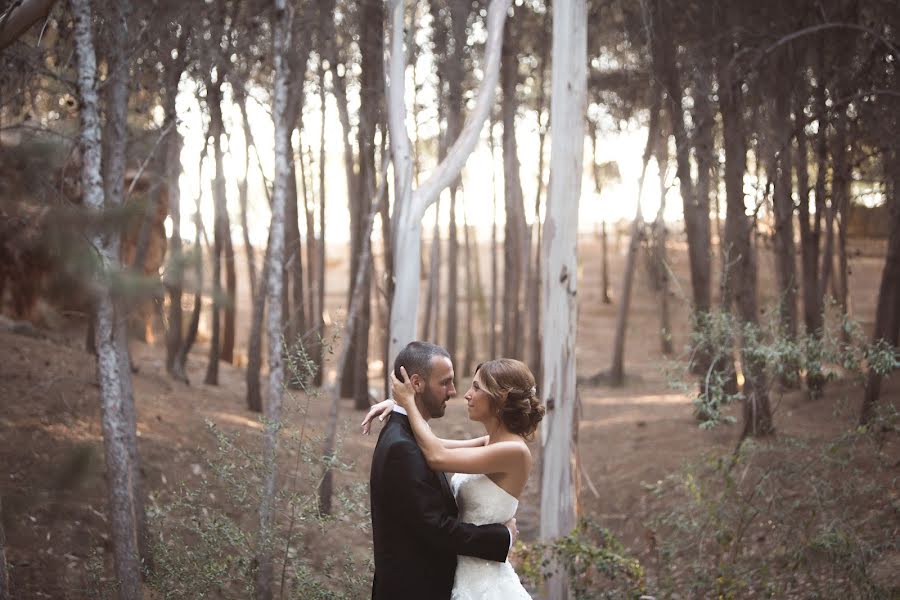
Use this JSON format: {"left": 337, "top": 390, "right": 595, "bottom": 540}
{"left": 394, "top": 341, "right": 451, "bottom": 382}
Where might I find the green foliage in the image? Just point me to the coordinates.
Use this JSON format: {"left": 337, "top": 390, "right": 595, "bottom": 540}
{"left": 674, "top": 303, "right": 897, "bottom": 429}
{"left": 518, "top": 518, "right": 646, "bottom": 599}
{"left": 646, "top": 431, "right": 898, "bottom": 599}
{"left": 105, "top": 336, "right": 373, "bottom": 599}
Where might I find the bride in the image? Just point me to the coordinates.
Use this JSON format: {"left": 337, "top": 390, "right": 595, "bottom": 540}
{"left": 363, "top": 358, "right": 544, "bottom": 600}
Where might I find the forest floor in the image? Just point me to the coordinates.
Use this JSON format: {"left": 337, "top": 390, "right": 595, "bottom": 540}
{"left": 1, "top": 234, "right": 897, "bottom": 599}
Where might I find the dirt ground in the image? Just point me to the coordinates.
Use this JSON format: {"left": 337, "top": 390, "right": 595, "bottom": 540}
{"left": 0, "top": 232, "right": 897, "bottom": 598}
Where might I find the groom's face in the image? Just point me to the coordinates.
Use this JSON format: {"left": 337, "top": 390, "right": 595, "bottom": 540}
{"left": 418, "top": 356, "right": 456, "bottom": 419}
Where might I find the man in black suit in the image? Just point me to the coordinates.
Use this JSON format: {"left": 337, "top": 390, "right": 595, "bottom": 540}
{"left": 370, "top": 341, "right": 516, "bottom": 599}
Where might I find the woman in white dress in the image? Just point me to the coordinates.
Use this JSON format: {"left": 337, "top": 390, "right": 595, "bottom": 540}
{"left": 363, "top": 358, "right": 545, "bottom": 600}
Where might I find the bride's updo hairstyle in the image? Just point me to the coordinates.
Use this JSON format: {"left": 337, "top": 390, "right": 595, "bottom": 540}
{"left": 474, "top": 359, "right": 545, "bottom": 439}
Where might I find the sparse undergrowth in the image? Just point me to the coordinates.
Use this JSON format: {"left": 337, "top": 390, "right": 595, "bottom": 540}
{"left": 640, "top": 401, "right": 899, "bottom": 599}
{"left": 85, "top": 338, "right": 373, "bottom": 599}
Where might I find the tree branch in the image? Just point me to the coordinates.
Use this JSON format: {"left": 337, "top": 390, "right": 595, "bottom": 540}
{"left": 0, "top": 0, "right": 58, "bottom": 51}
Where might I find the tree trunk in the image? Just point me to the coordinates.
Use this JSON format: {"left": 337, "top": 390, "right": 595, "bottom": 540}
{"left": 443, "top": 0, "right": 469, "bottom": 364}
{"left": 649, "top": 0, "right": 712, "bottom": 375}
{"left": 423, "top": 201, "right": 442, "bottom": 342}
{"left": 320, "top": 166, "right": 384, "bottom": 514}
{"left": 164, "top": 126, "right": 185, "bottom": 377}
{"left": 0, "top": 497, "right": 8, "bottom": 600}
{"left": 718, "top": 46, "right": 774, "bottom": 439}
{"left": 300, "top": 140, "right": 316, "bottom": 343}
{"left": 772, "top": 55, "right": 799, "bottom": 386}
{"left": 814, "top": 45, "right": 833, "bottom": 310}
{"left": 653, "top": 162, "right": 673, "bottom": 355}
{"left": 313, "top": 61, "right": 327, "bottom": 388}
{"left": 246, "top": 233, "right": 272, "bottom": 413}
{"left": 323, "top": 0, "right": 370, "bottom": 406}
{"left": 255, "top": 1, "right": 289, "bottom": 596}
{"left": 489, "top": 119, "right": 499, "bottom": 359}
{"left": 859, "top": 157, "right": 900, "bottom": 424}
{"left": 71, "top": 0, "right": 142, "bottom": 595}
{"left": 795, "top": 85, "right": 826, "bottom": 397}
{"left": 204, "top": 82, "right": 226, "bottom": 385}
{"left": 832, "top": 108, "right": 851, "bottom": 332}
{"left": 100, "top": 0, "right": 152, "bottom": 578}
{"left": 528, "top": 51, "right": 548, "bottom": 378}
{"left": 601, "top": 221, "right": 610, "bottom": 304}
{"left": 222, "top": 214, "right": 237, "bottom": 364}
{"left": 501, "top": 11, "right": 526, "bottom": 360}
{"left": 0, "top": 0, "right": 58, "bottom": 51}
{"left": 463, "top": 218, "right": 476, "bottom": 377}
{"left": 609, "top": 86, "right": 659, "bottom": 386}
{"left": 235, "top": 91, "right": 258, "bottom": 302}
{"left": 171, "top": 191, "right": 204, "bottom": 384}
{"left": 447, "top": 191, "right": 460, "bottom": 360}
{"left": 540, "top": 2, "right": 586, "bottom": 599}
{"left": 386, "top": 0, "right": 510, "bottom": 371}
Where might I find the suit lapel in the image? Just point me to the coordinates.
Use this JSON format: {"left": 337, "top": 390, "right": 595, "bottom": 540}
{"left": 390, "top": 412, "right": 457, "bottom": 508}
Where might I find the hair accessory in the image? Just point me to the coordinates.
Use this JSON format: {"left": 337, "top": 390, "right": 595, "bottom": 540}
{"left": 530, "top": 386, "right": 536, "bottom": 396}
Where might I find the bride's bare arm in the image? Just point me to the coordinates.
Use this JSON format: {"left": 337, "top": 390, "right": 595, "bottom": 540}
{"left": 439, "top": 435, "right": 489, "bottom": 449}
{"left": 392, "top": 368, "right": 526, "bottom": 475}
{"left": 362, "top": 399, "right": 487, "bottom": 448}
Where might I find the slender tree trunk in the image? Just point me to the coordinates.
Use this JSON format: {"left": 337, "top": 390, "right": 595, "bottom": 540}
{"left": 323, "top": 0, "right": 369, "bottom": 404}
{"left": 320, "top": 167, "right": 384, "bottom": 513}
{"left": 832, "top": 108, "right": 851, "bottom": 332}
{"left": 772, "top": 57, "right": 799, "bottom": 386}
{"left": 423, "top": 200, "right": 441, "bottom": 341}
{"left": 444, "top": 0, "right": 469, "bottom": 364}
{"left": 161, "top": 30, "right": 188, "bottom": 377}
{"left": 222, "top": 217, "right": 237, "bottom": 364}
{"left": 172, "top": 188, "right": 204, "bottom": 383}
{"left": 609, "top": 87, "right": 659, "bottom": 386}
{"left": 164, "top": 127, "right": 186, "bottom": 377}
{"left": 719, "top": 45, "right": 774, "bottom": 439}
{"left": 540, "top": 2, "right": 586, "bottom": 599}
{"left": 489, "top": 120, "right": 499, "bottom": 358}
{"left": 236, "top": 92, "right": 258, "bottom": 301}
{"left": 246, "top": 232, "right": 272, "bottom": 413}
{"left": 204, "top": 82, "right": 225, "bottom": 385}
{"left": 0, "top": 497, "right": 8, "bottom": 600}
{"left": 313, "top": 61, "right": 327, "bottom": 388}
{"left": 501, "top": 11, "right": 526, "bottom": 360}
{"left": 447, "top": 191, "right": 460, "bottom": 359}
{"left": 255, "top": 1, "right": 289, "bottom": 596}
{"left": 386, "top": 0, "right": 509, "bottom": 371}
{"left": 653, "top": 163, "right": 673, "bottom": 355}
{"left": 814, "top": 46, "right": 833, "bottom": 310}
{"left": 0, "top": 0, "right": 58, "bottom": 51}
{"left": 601, "top": 221, "right": 610, "bottom": 304}
{"left": 528, "top": 52, "right": 548, "bottom": 377}
{"left": 101, "top": 0, "right": 152, "bottom": 577}
{"left": 71, "top": 0, "right": 142, "bottom": 595}
{"left": 860, "top": 156, "right": 900, "bottom": 424}
{"left": 463, "top": 216, "right": 476, "bottom": 376}
{"left": 300, "top": 141, "right": 316, "bottom": 339}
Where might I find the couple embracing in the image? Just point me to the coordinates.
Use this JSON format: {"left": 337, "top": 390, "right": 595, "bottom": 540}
{"left": 363, "top": 341, "right": 544, "bottom": 599}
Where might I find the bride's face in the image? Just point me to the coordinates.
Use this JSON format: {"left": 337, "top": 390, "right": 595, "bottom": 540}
{"left": 464, "top": 374, "right": 495, "bottom": 423}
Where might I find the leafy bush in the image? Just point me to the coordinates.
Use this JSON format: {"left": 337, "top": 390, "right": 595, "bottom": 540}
{"left": 518, "top": 518, "right": 647, "bottom": 599}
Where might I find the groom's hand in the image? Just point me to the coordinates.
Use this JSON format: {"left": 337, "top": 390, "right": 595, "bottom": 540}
{"left": 504, "top": 517, "right": 518, "bottom": 546}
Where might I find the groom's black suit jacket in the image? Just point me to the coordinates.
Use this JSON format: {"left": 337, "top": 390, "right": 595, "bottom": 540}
{"left": 370, "top": 412, "right": 509, "bottom": 600}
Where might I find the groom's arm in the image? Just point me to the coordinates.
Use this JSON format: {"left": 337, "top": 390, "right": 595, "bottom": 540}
{"left": 385, "top": 440, "right": 510, "bottom": 563}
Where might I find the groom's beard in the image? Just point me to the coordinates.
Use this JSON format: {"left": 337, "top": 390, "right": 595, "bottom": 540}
{"left": 418, "top": 388, "right": 447, "bottom": 419}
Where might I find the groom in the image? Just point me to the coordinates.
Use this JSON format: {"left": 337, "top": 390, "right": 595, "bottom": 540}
{"left": 369, "top": 341, "right": 516, "bottom": 599}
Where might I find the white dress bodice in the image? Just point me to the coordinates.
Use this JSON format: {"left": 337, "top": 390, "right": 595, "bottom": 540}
{"left": 450, "top": 473, "right": 532, "bottom": 600}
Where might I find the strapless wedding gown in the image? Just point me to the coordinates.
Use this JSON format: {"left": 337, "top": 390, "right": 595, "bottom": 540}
{"left": 450, "top": 473, "right": 532, "bottom": 600}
